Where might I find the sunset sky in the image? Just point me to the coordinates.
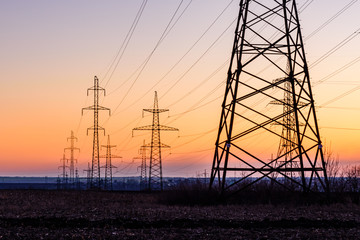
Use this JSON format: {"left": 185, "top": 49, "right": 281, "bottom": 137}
{"left": 0, "top": 0, "right": 359, "bottom": 177}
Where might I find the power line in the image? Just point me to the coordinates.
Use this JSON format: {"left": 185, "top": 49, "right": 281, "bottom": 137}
{"left": 111, "top": 0, "right": 235, "bottom": 113}
{"left": 166, "top": 58, "right": 229, "bottom": 108}
{"left": 298, "top": 0, "right": 314, "bottom": 12}
{"left": 160, "top": 17, "right": 237, "bottom": 100}
{"left": 305, "top": 0, "right": 358, "bottom": 41}
{"left": 110, "top": 0, "right": 189, "bottom": 116}
{"left": 102, "top": 0, "right": 148, "bottom": 87}
{"left": 319, "top": 85, "right": 360, "bottom": 107}
{"left": 320, "top": 126, "right": 360, "bottom": 131}
{"left": 313, "top": 56, "right": 360, "bottom": 86}
{"left": 319, "top": 106, "right": 360, "bottom": 111}
{"left": 310, "top": 29, "right": 360, "bottom": 68}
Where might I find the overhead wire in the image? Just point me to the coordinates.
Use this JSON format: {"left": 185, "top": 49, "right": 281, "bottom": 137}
{"left": 109, "top": 0, "right": 189, "bottom": 117}
{"left": 160, "top": 17, "right": 237, "bottom": 101}
{"left": 163, "top": 12, "right": 360, "bottom": 165}
{"left": 110, "top": 0, "right": 193, "bottom": 97}
{"left": 313, "top": 56, "right": 360, "bottom": 86}
{"left": 319, "top": 85, "right": 360, "bottom": 107}
{"left": 165, "top": 58, "right": 229, "bottom": 108}
{"left": 298, "top": 0, "right": 314, "bottom": 12}
{"left": 310, "top": 28, "right": 360, "bottom": 68}
{"left": 166, "top": 1, "right": 359, "bottom": 174}
{"left": 320, "top": 126, "right": 360, "bottom": 131}
{"left": 113, "top": 0, "right": 235, "bottom": 113}
{"left": 102, "top": 0, "right": 148, "bottom": 87}
{"left": 86, "top": 1, "right": 358, "bottom": 177}
{"left": 305, "top": 0, "right": 358, "bottom": 41}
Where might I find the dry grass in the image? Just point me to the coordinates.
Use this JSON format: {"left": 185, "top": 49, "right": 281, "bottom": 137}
{"left": 0, "top": 189, "right": 359, "bottom": 239}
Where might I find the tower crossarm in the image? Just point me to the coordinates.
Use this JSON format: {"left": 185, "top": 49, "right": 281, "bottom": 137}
{"left": 143, "top": 109, "right": 169, "bottom": 114}
{"left": 269, "top": 100, "right": 308, "bottom": 107}
{"left": 86, "top": 126, "right": 106, "bottom": 135}
{"left": 81, "top": 105, "right": 111, "bottom": 115}
{"left": 159, "top": 125, "right": 179, "bottom": 131}
{"left": 101, "top": 145, "right": 117, "bottom": 149}
{"left": 64, "top": 147, "right": 80, "bottom": 152}
{"left": 133, "top": 125, "right": 179, "bottom": 132}
{"left": 141, "top": 142, "right": 170, "bottom": 148}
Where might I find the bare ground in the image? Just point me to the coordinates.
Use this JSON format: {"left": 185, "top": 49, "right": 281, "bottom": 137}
{"left": 0, "top": 190, "right": 359, "bottom": 239}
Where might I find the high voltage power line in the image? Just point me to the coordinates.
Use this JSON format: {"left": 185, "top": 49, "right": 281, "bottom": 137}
{"left": 102, "top": 0, "right": 148, "bottom": 87}
{"left": 109, "top": 0, "right": 234, "bottom": 116}
{"left": 120, "top": 0, "right": 236, "bottom": 110}
{"left": 313, "top": 56, "right": 360, "bottom": 86}
{"left": 113, "top": 25, "right": 358, "bottom": 157}
{"left": 310, "top": 29, "right": 360, "bottom": 68}
{"left": 109, "top": 0, "right": 191, "bottom": 116}
{"left": 305, "top": 0, "right": 358, "bottom": 40}
{"left": 73, "top": 1, "right": 359, "bottom": 178}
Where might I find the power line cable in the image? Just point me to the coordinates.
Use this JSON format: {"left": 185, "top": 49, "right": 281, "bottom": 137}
{"left": 298, "top": 0, "right": 314, "bottom": 12}
{"left": 320, "top": 85, "right": 360, "bottom": 107}
{"left": 305, "top": 0, "right": 358, "bottom": 40}
{"left": 310, "top": 29, "right": 360, "bottom": 68}
{"left": 313, "top": 56, "right": 360, "bottom": 86}
{"left": 112, "top": 0, "right": 235, "bottom": 113}
{"left": 102, "top": 0, "right": 148, "bottom": 87}
{"left": 160, "top": 17, "right": 237, "bottom": 100}
{"left": 110, "top": 0, "right": 188, "bottom": 117}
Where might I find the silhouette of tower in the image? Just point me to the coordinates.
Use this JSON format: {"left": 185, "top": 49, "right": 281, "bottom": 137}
{"left": 82, "top": 76, "right": 110, "bottom": 189}
{"left": 64, "top": 131, "right": 80, "bottom": 183}
{"left": 100, "top": 135, "right": 121, "bottom": 190}
{"left": 83, "top": 162, "right": 91, "bottom": 189}
{"left": 270, "top": 76, "right": 302, "bottom": 180}
{"left": 134, "top": 140, "right": 148, "bottom": 190}
{"left": 133, "top": 91, "right": 178, "bottom": 191}
{"left": 58, "top": 152, "right": 68, "bottom": 185}
{"left": 210, "top": 0, "right": 328, "bottom": 194}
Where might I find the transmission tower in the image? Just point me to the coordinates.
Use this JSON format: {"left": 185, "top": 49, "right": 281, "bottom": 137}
{"left": 100, "top": 135, "right": 121, "bottom": 190}
{"left": 64, "top": 131, "right": 80, "bottom": 183}
{"left": 83, "top": 162, "right": 91, "bottom": 189}
{"left": 82, "top": 76, "right": 110, "bottom": 189}
{"left": 270, "top": 75, "right": 303, "bottom": 181}
{"left": 134, "top": 140, "right": 148, "bottom": 191}
{"left": 133, "top": 91, "right": 178, "bottom": 191}
{"left": 58, "top": 152, "right": 68, "bottom": 185}
{"left": 210, "top": 0, "right": 329, "bottom": 195}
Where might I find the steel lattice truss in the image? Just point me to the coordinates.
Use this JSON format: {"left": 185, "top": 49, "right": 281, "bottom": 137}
{"left": 133, "top": 91, "right": 178, "bottom": 191}
{"left": 64, "top": 131, "right": 80, "bottom": 183}
{"left": 210, "top": 0, "right": 329, "bottom": 194}
{"left": 82, "top": 76, "right": 110, "bottom": 189}
{"left": 100, "top": 135, "right": 120, "bottom": 191}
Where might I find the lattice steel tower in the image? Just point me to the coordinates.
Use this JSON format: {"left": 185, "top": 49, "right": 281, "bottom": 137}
{"left": 58, "top": 152, "right": 68, "bottom": 184}
{"left": 210, "top": 0, "right": 329, "bottom": 194}
{"left": 134, "top": 140, "right": 148, "bottom": 190}
{"left": 64, "top": 131, "right": 80, "bottom": 183}
{"left": 82, "top": 76, "right": 110, "bottom": 189}
{"left": 133, "top": 91, "right": 178, "bottom": 191}
{"left": 100, "top": 135, "right": 121, "bottom": 190}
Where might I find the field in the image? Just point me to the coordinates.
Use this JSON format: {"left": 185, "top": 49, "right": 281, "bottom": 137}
{"left": 0, "top": 190, "right": 359, "bottom": 239}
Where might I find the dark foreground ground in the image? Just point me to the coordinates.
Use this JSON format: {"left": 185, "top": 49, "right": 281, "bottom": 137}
{"left": 0, "top": 190, "right": 359, "bottom": 239}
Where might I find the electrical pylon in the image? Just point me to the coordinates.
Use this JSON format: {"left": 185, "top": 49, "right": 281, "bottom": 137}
{"left": 134, "top": 140, "right": 148, "bottom": 190}
{"left": 270, "top": 76, "right": 302, "bottom": 180}
{"left": 64, "top": 131, "right": 80, "bottom": 183}
{"left": 58, "top": 152, "right": 68, "bottom": 185}
{"left": 82, "top": 76, "right": 110, "bottom": 189}
{"left": 210, "top": 0, "right": 329, "bottom": 195}
{"left": 83, "top": 163, "right": 91, "bottom": 189}
{"left": 100, "top": 135, "right": 121, "bottom": 190}
{"left": 133, "top": 91, "right": 178, "bottom": 191}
